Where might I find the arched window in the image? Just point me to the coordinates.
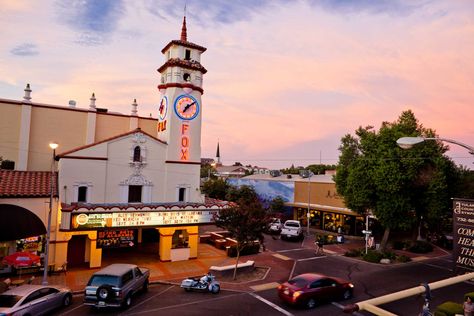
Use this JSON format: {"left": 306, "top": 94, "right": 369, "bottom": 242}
{"left": 133, "top": 146, "right": 141, "bottom": 162}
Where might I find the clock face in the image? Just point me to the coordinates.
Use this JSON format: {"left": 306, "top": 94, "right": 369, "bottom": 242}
{"left": 158, "top": 96, "right": 168, "bottom": 120}
{"left": 174, "top": 95, "right": 200, "bottom": 120}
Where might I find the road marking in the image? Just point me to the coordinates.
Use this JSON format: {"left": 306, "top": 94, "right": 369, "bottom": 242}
{"left": 126, "top": 284, "right": 175, "bottom": 312}
{"left": 126, "top": 293, "right": 245, "bottom": 315}
{"left": 57, "top": 302, "right": 85, "bottom": 315}
{"left": 273, "top": 253, "right": 291, "bottom": 260}
{"left": 276, "top": 248, "right": 306, "bottom": 253}
{"left": 332, "top": 302, "right": 365, "bottom": 316}
{"left": 250, "top": 282, "right": 280, "bottom": 291}
{"left": 249, "top": 292, "right": 294, "bottom": 316}
{"left": 289, "top": 260, "right": 297, "bottom": 280}
{"left": 297, "top": 256, "right": 327, "bottom": 262}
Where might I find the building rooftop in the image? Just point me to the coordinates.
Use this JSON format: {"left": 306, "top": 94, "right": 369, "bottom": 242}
{"left": 0, "top": 170, "right": 58, "bottom": 198}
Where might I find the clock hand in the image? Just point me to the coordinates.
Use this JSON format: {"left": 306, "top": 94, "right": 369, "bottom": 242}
{"left": 183, "top": 101, "right": 196, "bottom": 112}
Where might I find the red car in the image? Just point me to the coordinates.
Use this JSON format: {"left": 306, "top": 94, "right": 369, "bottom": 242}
{"left": 277, "top": 273, "right": 354, "bottom": 309}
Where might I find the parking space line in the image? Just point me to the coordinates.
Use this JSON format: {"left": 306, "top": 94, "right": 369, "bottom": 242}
{"left": 125, "top": 284, "right": 175, "bottom": 313}
{"left": 249, "top": 292, "right": 294, "bottom": 316}
{"left": 276, "top": 248, "right": 306, "bottom": 253}
{"left": 297, "top": 256, "right": 327, "bottom": 262}
{"left": 272, "top": 253, "right": 291, "bottom": 260}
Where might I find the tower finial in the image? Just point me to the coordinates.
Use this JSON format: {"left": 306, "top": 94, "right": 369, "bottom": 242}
{"left": 180, "top": 15, "right": 187, "bottom": 41}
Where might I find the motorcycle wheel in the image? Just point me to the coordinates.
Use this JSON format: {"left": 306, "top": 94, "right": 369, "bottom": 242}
{"left": 210, "top": 284, "right": 220, "bottom": 294}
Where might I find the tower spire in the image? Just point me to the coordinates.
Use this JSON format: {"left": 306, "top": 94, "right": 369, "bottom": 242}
{"left": 216, "top": 141, "right": 221, "bottom": 165}
{"left": 180, "top": 15, "right": 187, "bottom": 41}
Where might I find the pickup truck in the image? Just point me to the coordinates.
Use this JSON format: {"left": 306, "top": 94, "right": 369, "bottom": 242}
{"left": 268, "top": 218, "right": 283, "bottom": 234}
{"left": 280, "top": 220, "right": 304, "bottom": 240}
{"left": 84, "top": 263, "right": 150, "bottom": 309}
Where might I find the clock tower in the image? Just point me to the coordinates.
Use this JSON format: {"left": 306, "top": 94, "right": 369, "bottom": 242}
{"left": 157, "top": 16, "right": 207, "bottom": 165}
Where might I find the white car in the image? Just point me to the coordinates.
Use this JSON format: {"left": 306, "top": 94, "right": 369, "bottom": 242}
{"left": 280, "top": 220, "right": 304, "bottom": 240}
{"left": 268, "top": 218, "right": 283, "bottom": 233}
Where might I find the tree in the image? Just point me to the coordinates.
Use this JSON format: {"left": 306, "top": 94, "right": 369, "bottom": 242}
{"left": 201, "top": 178, "right": 229, "bottom": 200}
{"left": 335, "top": 110, "right": 458, "bottom": 249}
{"left": 214, "top": 197, "right": 270, "bottom": 280}
{"left": 269, "top": 196, "right": 285, "bottom": 214}
{"left": 200, "top": 164, "right": 216, "bottom": 179}
{"left": 306, "top": 164, "right": 337, "bottom": 175}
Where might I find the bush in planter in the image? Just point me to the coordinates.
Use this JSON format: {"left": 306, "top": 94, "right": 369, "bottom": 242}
{"left": 434, "top": 301, "right": 463, "bottom": 316}
{"left": 396, "top": 255, "right": 411, "bottom": 263}
{"left": 381, "top": 250, "right": 396, "bottom": 260}
{"left": 344, "top": 248, "right": 362, "bottom": 257}
{"left": 392, "top": 240, "right": 409, "bottom": 250}
{"left": 409, "top": 240, "right": 433, "bottom": 253}
{"left": 362, "top": 250, "right": 383, "bottom": 263}
{"left": 226, "top": 243, "right": 260, "bottom": 257}
{"left": 464, "top": 292, "right": 474, "bottom": 300}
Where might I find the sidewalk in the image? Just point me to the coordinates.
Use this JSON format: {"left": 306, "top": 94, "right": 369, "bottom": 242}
{"left": 15, "top": 236, "right": 450, "bottom": 294}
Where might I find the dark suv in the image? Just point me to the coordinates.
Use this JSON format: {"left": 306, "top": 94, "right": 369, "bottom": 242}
{"left": 84, "top": 263, "right": 150, "bottom": 309}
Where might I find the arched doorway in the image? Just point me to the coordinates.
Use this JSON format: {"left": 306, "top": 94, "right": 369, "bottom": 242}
{"left": 0, "top": 204, "right": 46, "bottom": 241}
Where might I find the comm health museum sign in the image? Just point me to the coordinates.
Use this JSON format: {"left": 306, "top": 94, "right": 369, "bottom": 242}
{"left": 453, "top": 198, "right": 474, "bottom": 273}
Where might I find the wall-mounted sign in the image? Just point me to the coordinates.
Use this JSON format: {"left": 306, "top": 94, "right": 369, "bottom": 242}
{"left": 72, "top": 210, "right": 218, "bottom": 229}
{"left": 97, "top": 229, "right": 135, "bottom": 249}
{"left": 453, "top": 198, "right": 474, "bottom": 274}
{"left": 180, "top": 123, "right": 190, "bottom": 161}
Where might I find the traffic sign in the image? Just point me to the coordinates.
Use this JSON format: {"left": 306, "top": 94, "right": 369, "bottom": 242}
{"left": 362, "top": 230, "right": 372, "bottom": 235}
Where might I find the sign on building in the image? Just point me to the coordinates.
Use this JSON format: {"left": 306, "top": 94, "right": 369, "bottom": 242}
{"left": 453, "top": 198, "right": 474, "bottom": 273}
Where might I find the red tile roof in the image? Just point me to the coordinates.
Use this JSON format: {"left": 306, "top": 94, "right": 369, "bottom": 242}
{"left": 0, "top": 170, "right": 58, "bottom": 198}
{"left": 157, "top": 58, "right": 207, "bottom": 74}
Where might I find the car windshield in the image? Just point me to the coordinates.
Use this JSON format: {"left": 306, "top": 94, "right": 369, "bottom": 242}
{"left": 0, "top": 294, "right": 22, "bottom": 307}
{"left": 285, "top": 222, "right": 299, "bottom": 227}
{"left": 288, "top": 277, "right": 308, "bottom": 287}
{"left": 88, "top": 275, "right": 121, "bottom": 287}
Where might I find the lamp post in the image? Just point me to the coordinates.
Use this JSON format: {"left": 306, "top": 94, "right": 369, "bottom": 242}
{"left": 396, "top": 137, "right": 474, "bottom": 156}
{"left": 307, "top": 171, "right": 314, "bottom": 236}
{"left": 42, "top": 142, "right": 58, "bottom": 285}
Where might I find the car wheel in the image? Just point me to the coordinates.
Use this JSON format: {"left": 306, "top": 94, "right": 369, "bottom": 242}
{"left": 63, "top": 293, "right": 72, "bottom": 306}
{"left": 96, "top": 285, "right": 113, "bottom": 301}
{"left": 306, "top": 298, "right": 317, "bottom": 309}
{"left": 210, "top": 284, "right": 220, "bottom": 294}
{"left": 122, "top": 294, "right": 132, "bottom": 309}
{"left": 343, "top": 289, "right": 353, "bottom": 300}
{"left": 142, "top": 280, "right": 149, "bottom": 292}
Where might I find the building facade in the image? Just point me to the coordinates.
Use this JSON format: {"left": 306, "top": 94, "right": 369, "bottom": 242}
{"left": 0, "top": 17, "right": 229, "bottom": 270}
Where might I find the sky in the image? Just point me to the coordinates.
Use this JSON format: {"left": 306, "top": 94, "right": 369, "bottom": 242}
{"left": 1, "top": 0, "right": 473, "bottom": 169}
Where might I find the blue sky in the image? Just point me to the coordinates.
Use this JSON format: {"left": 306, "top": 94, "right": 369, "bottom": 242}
{"left": 1, "top": 0, "right": 473, "bottom": 168}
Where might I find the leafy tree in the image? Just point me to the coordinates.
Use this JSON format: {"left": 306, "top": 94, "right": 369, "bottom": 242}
{"left": 200, "top": 164, "right": 216, "bottom": 179}
{"left": 225, "top": 185, "right": 259, "bottom": 204}
{"left": 335, "top": 110, "right": 458, "bottom": 249}
{"left": 269, "top": 196, "right": 285, "bottom": 214}
{"left": 214, "top": 196, "right": 270, "bottom": 280}
{"left": 454, "top": 166, "right": 474, "bottom": 199}
{"left": 306, "top": 164, "right": 337, "bottom": 175}
{"left": 201, "top": 178, "right": 229, "bottom": 200}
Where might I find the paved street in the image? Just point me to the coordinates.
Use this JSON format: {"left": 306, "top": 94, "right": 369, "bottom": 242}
{"left": 48, "top": 234, "right": 471, "bottom": 316}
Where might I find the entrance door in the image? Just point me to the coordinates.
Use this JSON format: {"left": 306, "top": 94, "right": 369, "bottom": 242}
{"left": 67, "top": 235, "right": 86, "bottom": 268}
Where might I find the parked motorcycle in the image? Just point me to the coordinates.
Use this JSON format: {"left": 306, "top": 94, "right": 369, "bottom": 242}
{"left": 180, "top": 273, "right": 220, "bottom": 294}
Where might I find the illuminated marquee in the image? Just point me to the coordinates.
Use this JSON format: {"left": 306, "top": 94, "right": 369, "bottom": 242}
{"left": 72, "top": 210, "right": 218, "bottom": 229}
{"left": 180, "top": 123, "right": 190, "bottom": 160}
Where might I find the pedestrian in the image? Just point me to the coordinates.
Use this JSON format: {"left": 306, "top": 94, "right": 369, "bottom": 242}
{"left": 314, "top": 236, "right": 324, "bottom": 255}
{"left": 464, "top": 296, "right": 474, "bottom": 316}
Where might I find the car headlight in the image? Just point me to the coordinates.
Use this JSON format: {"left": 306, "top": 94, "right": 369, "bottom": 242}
{"left": 348, "top": 283, "right": 354, "bottom": 288}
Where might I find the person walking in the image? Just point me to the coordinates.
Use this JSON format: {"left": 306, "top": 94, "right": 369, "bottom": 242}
{"left": 314, "top": 236, "right": 324, "bottom": 255}
{"left": 464, "top": 296, "right": 474, "bottom": 316}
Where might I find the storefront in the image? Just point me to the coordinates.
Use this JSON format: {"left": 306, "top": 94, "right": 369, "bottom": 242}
{"left": 55, "top": 200, "right": 229, "bottom": 268}
{"left": 294, "top": 207, "right": 365, "bottom": 236}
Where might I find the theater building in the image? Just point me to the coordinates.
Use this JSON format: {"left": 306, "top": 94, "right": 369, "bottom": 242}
{"left": 0, "top": 17, "right": 229, "bottom": 270}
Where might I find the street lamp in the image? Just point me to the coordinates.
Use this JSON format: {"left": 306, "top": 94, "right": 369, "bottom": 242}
{"left": 42, "top": 142, "right": 58, "bottom": 285}
{"left": 306, "top": 171, "right": 314, "bottom": 236}
{"left": 397, "top": 137, "right": 474, "bottom": 156}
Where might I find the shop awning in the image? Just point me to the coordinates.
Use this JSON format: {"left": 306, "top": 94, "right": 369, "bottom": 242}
{"left": 285, "top": 202, "right": 360, "bottom": 216}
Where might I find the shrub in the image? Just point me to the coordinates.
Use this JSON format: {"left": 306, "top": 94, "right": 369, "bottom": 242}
{"left": 362, "top": 250, "right": 383, "bottom": 263}
{"left": 409, "top": 241, "right": 433, "bottom": 253}
{"left": 381, "top": 251, "right": 396, "bottom": 260}
{"left": 435, "top": 301, "right": 463, "bottom": 316}
{"left": 344, "top": 248, "right": 362, "bottom": 257}
{"left": 226, "top": 243, "right": 260, "bottom": 257}
{"left": 392, "top": 240, "right": 409, "bottom": 250}
{"left": 465, "top": 292, "right": 474, "bottom": 300}
{"left": 396, "top": 255, "right": 411, "bottom": 263}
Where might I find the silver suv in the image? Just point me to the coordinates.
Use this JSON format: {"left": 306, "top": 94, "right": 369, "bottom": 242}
{"left": 84, "top": 263, "right": 150, "bottom": 309}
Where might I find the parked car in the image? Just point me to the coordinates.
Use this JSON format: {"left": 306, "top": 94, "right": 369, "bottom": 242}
{"left": 268, "top": 218, "right": 283, "bottom": 234}
{"left": 280, "top": 220, "right": 303, "bottom": 240}
{"left": 84, "top": 263, "right": 150, "bottom": 309}
{"left": 277, "top": 273, "right": 354, "bottom": 309}
{"left": 0, "top": 284, "right": 72, "bottom": 316}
